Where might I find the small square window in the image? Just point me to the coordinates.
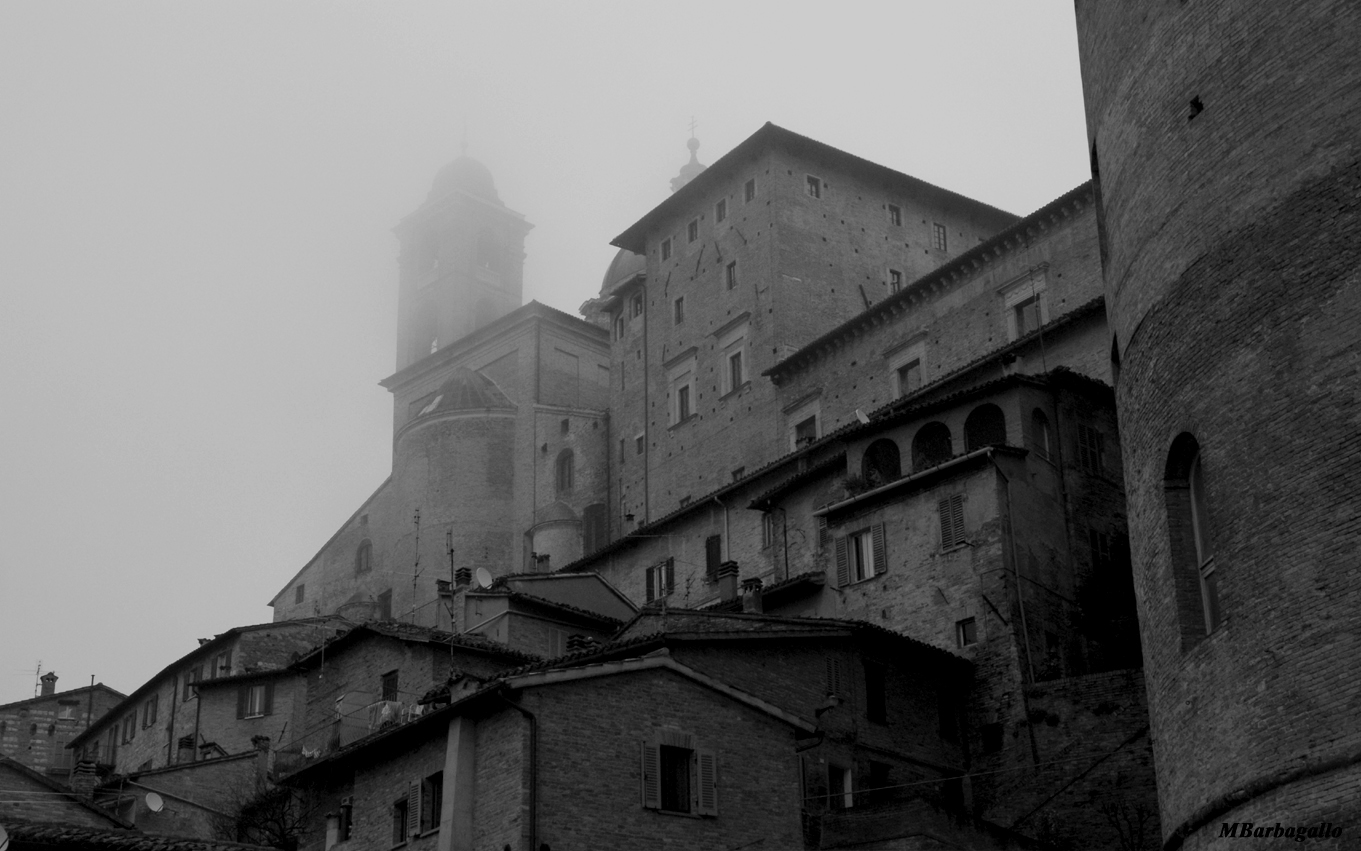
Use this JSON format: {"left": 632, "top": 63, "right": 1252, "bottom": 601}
{"left": 687, "top": 219, "right": 699, "bottom": 243}
{"left": 715, "top": 198, "right": 727, "bottom": 223}
{"left": 725, "top": 261, "right": 738, "bottom": 290}
{"left": 744, "top": 178, "right": 757, "bottom": 202}
{"left": 956, "top": 617, "right": 977, "bottom": 648}
{"left": 661, "top": 238, "right": 672, "bottom": 261}
{"left": 731, "top": 467, "right": 745, "bottom": 481}
{"left": 888, "top": 204, "right": 902, "bottom": 226}
{"left": 889, "top": 269, "right": 903, "bottom": 293}
{"left": 806, "top": 175, "right": 822, "bottom": 199}
{"left": 933, "top": 222, "right": 948, "bottom": 251}
{"left": 673, "top": 296, "right": 684, "bottom": 324}
{"left": 631, "top": 292, "right": 644, "bottom": 318}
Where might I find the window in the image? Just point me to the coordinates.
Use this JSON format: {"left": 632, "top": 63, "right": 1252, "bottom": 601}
{"left": 391, "top": 795, "right": 409, "bottom": 846}
{"left": 1002, "top": 273, "right": 1049, "bottom": 340}
{"left": 956, "top": 617, "right": 978, "bottom": 647}
{"left": 889, "top": 268, "right": 903, "bottom": 293}
{"left": 715, "top": 198, "right": 727, "bottom": 223}
{"left": 825, "top": 655, "right": 845, "bottom": 697}
{"left": 805, "top": 175, "right": 822, "bottom": 199}
{"left": 213, "top": 650, "right": 232, "bottom": 678}
{"left": 725, "top": 350, "right": 745, "bottom": 395}
{"left": 58, "top": 702, "right": 77, "bottom": 720}
{"left": 896, "top": 359, "right": 921, "bottom": 396}
{"left": 420, "top": 772, "right": 442, "bottom": 833}
{"left": 673, "top": 296, "right": 684, "bottom": 324}
{"left": 619, "top": 438, "right": 626, "bottom": 464}
{"left": 964, "top": 404, "right": 1007, "bottom": 452}
{"left": 381, "top": 670, "right": 399, "bottom": 702}
{"left": 1077, "top": 424, "right": 1105, "bottom": 474}
{"left": 338, "top": 798, "right": 353, "bottom": 842}
{"left": 731, "top": 467, "right": 745, "bottom": 481}
{"left": 912, "top": 422, "right": 953, "bottom": 470}
{"left": 1089, "top": 528, "right": 1112, "bottom": 569}
{"left": 645, "top": 557, "right": 675, "bottom": 602}
{"left": 356, "top": 539, "right": 373, "bottom": 575}
{"left": 762, "top": 512, "right": 778, "bottom": 549}
{"left": 1188, "top": 449, "right": 1220, "bottom": 632}
{"left": 725, "top": 260, "right": 738, "bottom": 290}
{"left": 888, "top": 341, "right": 926, "bottom": 399}
{"left": 560, "top": 418, "right": 570, "bottom": 435}
{"left": 237, "top": 682, "right": 273, "bottom": 719}
{"left": 677, "top": 384, "right": 692, "bottom": 421}
{"left": 864, "top": 662, "right": 886, "bottom": 724}
{"left": 932, "top": 222, "right": 948, "bottom": 251}
{"left": 636, "top": 434, "right": 645, "bottom": 455}
{"left": 294, "top": 584, "right": 305, "bottom": 605}
{"left": 705, "top": 535, "right": 722, "bottom": 581}
{"left": 1031, "top": 409, "right": 1052, "bottom": 461}
{"left": 555, "top": 449, "right": 574, "bottom": 493}
{"left": 661, "top": 238, "right": 672, "bottom": 261}
{"left": 939, "top": 495, "right": 967, "bottom": 549}
{"left": 828, "top": 764, "right": 853, "bottom": 810}
{"left": 377, "top": 589, "right": 393, "bottom": 622}
{"left": 614, "top": 313, "right": 625, "bottom": 340}
{"left": 668, "top": 355, "right": 696, "bottom": 426}
{"left": 836, "top": 525, "right": 885, "bottom": 585}
{"left": 121, "top": 715, "right": 135, "bottom": 744}
{"left": 793, "top": 416, "right": 817, "bottom": 447}
{"left": 631, "top": 292, "right": 644, "bottom": 318}
{"left": 861, "top": 439, "right": 901, "bottom": 486}
{"left": 183, "top": 666, "right": 200, "bottom": 702}
{"left": 888, "top": 204, "right": 902, "bottom": 226}
{"left": 1014, "top": 294, "right": 1043, "bottom": 337}
{"left": 1166, "top": 435, "right": 1221, "bottom": 640}
{"left": 141, "top": 696, "right": 157, "bottom": 728}
{"left": 641, "top": 734, "right": 717, "bottom": 815}
{"left": 687, "top": 218, "right": 699, "bottom": 243}
{"left": 583, "top": 504, "right": 608, "bottom": 555}
{"left": 744, "top": 178, "right": 756, "bottom": 202}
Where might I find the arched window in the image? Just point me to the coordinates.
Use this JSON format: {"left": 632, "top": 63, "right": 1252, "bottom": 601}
{"left": 964, "top": 404, "right": 1007, "bottom": 452}
{"left": 861, "top": 439, "right": 902, "bottom": 487}
{"left": 355, "top": 539, "right": 373, "bottom": 576}
{"left": 555, "top": 449, "right": 574, "bottom": 494}
{"left": 912, "top": 422, "right": 953, "bottom": 471}
{"left": 1165, "top": 434, "right": 1220, "bottom": 641}
{"left": 1031, "top": 409, "right": 1052, "bottom": 461}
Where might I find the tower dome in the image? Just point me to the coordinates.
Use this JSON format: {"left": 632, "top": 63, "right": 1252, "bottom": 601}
{"left": 429, "top": 156, "right": 501, "bottom": 203}
{"left": 670, "top": 136, "right": 707, "bottom": 193}
{"left": 599, "top": 248, "right": 646, "bottom": 297}
{"left": 409, "top": 368, "right": 515, "bottom": 422}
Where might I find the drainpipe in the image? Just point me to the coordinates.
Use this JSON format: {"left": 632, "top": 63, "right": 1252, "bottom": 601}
{"left": 166, "top": 675, "right": 178, "bottom": 766}
{"left": 778, "top": 506, "right": 790, "bottom": 583}
{"left": 989, "top": 450, "right": 1041, "bottom": 766}
{"left": 497, "top": 693, "right": 537, "bottom": 851}
{"left": 640, "top": 279, "right": 650, "bottom": 525}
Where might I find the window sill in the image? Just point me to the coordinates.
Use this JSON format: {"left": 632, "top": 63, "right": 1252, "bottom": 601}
{"left": 719, "top": 382, "right": 750, "bottom": 402}
{"left": 416, "top": 827, "right": 441, "bottom": 838}
{"left": 648, "top": 807, "right": 708, "bottom": 819}
{"left": 668, "top": 415, "right": 697, "bottom": 432}
{"left": 940, "top": 543, "right": 970, "bottom": 554}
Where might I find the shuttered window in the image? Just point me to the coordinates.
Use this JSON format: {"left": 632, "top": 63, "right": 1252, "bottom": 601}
{"left": 825, "top": 656, "right": 845, "bottom": 697}
{"left": 420, "top": 771, "right": 442, "bottom": 832}
{"left": 939, "top": 495, "right": 966, "bottom": 549}
{"left": 641, "top": 735, "right": 717, "bottom": 816}
{"left": 645, "top": 557, "right": 676, "bottom": 603}
{"left": 1077, "top": 424, "right": 1105, "bottom": 474}
{"left": 834, "top": 524, "right": 886, "bottom": 585}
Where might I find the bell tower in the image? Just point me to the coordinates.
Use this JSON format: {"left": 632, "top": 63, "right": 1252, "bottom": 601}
{"left": 392, "top": 154, "right": 533, "bottom": 371}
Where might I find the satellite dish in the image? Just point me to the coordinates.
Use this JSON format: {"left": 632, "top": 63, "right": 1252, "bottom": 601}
{"left": 855, "top": 409, "right": 870, "bottom": 425}
{"left": 474, "top": 567, "right": 494, "bottom": 589}
{"left": 0, "top": 823, "right": 10, "bottom": 851}
{"left": 145, "top": 792, "right": 164, "bottom": 813}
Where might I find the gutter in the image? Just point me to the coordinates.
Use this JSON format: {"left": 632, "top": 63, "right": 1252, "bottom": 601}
{"left": 813, "top": 446, "right": 1020, "bottom": 517}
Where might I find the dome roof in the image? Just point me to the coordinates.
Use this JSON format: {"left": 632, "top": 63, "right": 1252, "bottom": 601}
{"left": 600, "top": 248, "right": 646, "bottom": 296}
{"left": 412, "top": 368, "right": 514, "bottom": 419}
{"left": 430, "top": 156, "right": 501, "bottom": 203}
{"left": 535, "top": 501, "right": 579, "bottom": 524}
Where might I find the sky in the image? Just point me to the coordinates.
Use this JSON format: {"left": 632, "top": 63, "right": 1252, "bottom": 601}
{"left": 0, "top": 2, "right": 1091, "bottom": 704}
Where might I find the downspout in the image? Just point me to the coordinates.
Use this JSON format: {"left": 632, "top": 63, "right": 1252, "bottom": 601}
{"left": 640, "top": 279, "right": 650, "bottom": 525}
{"left": 497, "top": 693, "right": 537, "bottom": 851}
{"left": 166, "top": 675, "right": 178, "bottom": 766}
{"left": 193, "top": 682, "right": 202, "bottom": 763}
{"left": 778, "top": 507, "right": 790, "bottom": 583}
{"left": 532, "top": 321, "right": 541, "bottom": 572}
{"left": 988, "top": 450, "right": 1040, "bottom": 766}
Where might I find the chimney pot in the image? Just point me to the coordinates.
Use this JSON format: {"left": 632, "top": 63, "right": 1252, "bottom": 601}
{"left": 717, "top": 561, "right": 740, "bottom": 602}
{"left": 40, "top": 672, "right": 58, "bottom": 696}
{"left": 741, "top": 578, "right": 764, "bottom": 613}
{"left": 454, "top": 567, "right": 472, "bottom": 588}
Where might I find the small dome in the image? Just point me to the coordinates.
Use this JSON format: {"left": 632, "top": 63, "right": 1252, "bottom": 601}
{"left": 535, "top": 501, "right": 579, "bottom": 525}
{"left": 412, "top": 368, "right": 514, "bottom": 420}
{"left": 430, "top": 156, "right": 501, "bottom": 203}
{"left": 600, "top": 248, "right": 646, "bottom": 296}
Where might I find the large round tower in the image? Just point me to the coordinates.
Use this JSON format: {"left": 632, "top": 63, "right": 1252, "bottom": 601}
{"left": 1075, "top": 1, "right": 1361, "bottom": 846}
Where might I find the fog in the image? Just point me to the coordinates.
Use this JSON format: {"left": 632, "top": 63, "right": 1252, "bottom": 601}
{"left": 0, "top": 2, "right": 1090, "bottom": 702}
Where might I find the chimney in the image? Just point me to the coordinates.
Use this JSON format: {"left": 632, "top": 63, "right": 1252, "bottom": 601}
{"left": 717, "top": 561, "right": 740, "bottom": 602}
{"left": 741, "top": 577, "right": 764, "bottom": 613}
{"left": 566, "top": 634, "right": 599, "bottom": 654}
{"left": 70, "top": 759, "right": 99, "bottom": 800}
{"left": 454, "top": 567, "right": 472, "bottom": 589}
{"left": 40, "top": 671, "right": 58, "bottom": 696}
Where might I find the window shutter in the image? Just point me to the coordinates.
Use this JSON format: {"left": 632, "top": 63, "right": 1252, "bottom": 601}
{"left": 263, "top": 681, "right": 275, "bottom": 716}
{"left": 407, "top": 782, "right": 420, "bottom": 837}
{"left": 665, "top": 557, "right": 675, "bottom": 594}
{"left": 696, "top": 750, "right": 718, "bottom": 815}
{"left": 834, "top": 537, "right": 850, "bottom": 587}
{"left": 223, "top": 650, "right": 232, "bottom": 675}
{"left": 236, "top": 686, "right": 247, "bottom": 720}
{"left": 951, "top": 495, "right": 965, "bottom": 545}
{"left": 645, "top": 567, "right": 655, "bottom": 602}
{"left": 871, "top": 524, "right": 887, "bottom": 573}
{"left": 940, "top": 496, "right": 965, "bottom": 548}
{"left": 825, "top": 656, "right": 844, "bottom": 696}
{"left": 640, "top": 742, "right": 661, "bottom": 809}
{"left": 817, "top": 515, "right": 830, "bottom": 549}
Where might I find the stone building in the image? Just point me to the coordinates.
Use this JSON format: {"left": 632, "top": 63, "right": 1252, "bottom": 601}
{"left": 1074, "top": 0, "right": 1361, "bottom": 847}
{"left": 0, "top": 674, "right": 124, "bottom": 776}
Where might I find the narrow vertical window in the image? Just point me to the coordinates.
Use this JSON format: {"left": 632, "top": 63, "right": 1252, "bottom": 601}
{"left": 725, "top": 261, "right": 738, "bottom": 290}
{"left": 744, "top": 178, "right": 756, "bottom": 202}
{"left": 889, "top": 269, "right": 903, "bottom": 293}
{"left": 677, "top": 385, "right": 691, "bottom": 421}
{"left": 673, "top": 296, "right": 685, "bottom": 324}
{"left": 715, "top": 198, "right": 727, "bottom": 223}
{"left": 933, "top": 222, "right": 948, "bottom": 251}
{"left": 888, "top": 204, "right": 902, "bottom": 226}
{"left": 939, "top": 494, "right": 966, "bottom": 549}
{"left": 555, "top": 449, "right": 574, "bottom": 493}
{"left": 1188, "top": 450, "right": 1220, "bottom": 631}
{"left": 661, "top": 238, "right": 672, "bottom": 261}
{"left": 1165, "top": 434, "right": 1222, "bottom": 643}
{"left": 806, "top": 175, "right": 822, "bottom": 198}
{"left": 687, "top": 219, "right": 699, "bottom": 243}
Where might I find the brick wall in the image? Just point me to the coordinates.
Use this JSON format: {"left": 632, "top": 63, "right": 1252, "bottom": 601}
{"left": 0, "top": 687, "right": 122, "bottom": 775}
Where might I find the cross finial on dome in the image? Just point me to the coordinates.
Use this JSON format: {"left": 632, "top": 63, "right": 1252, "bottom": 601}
{"left": 671, "top": 119, "right": 706, "bottom": 193}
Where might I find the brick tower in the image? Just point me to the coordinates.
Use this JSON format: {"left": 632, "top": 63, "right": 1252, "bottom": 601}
{"left": 1075, "top": 1, "right": 1361, "bottom": 846}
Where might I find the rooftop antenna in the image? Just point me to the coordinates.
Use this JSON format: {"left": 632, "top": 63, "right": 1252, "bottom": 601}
{"left": 33, "top": 661, "right": 41, "bottom": 698}
{"left": 410, "top": 509, "right": 422, "bottom": 624}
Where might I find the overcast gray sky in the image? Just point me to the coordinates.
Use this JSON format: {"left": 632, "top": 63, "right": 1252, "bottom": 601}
{"left": 0, "top": 2, "right": 1090, "bottom": 703}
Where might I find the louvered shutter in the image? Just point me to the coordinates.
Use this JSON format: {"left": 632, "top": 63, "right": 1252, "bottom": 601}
{"left": 834, "top": 537, "right": 850, "bottom": 587}
{"left": 407, "top": 782, "right": 420, "bottom": 837}
{"left": 665, "top": 557, "right": 675, "bottom": 595}
{"left": 262, "top": 681, "right": 275, "bottom": 716}
{"left": 817, "top": 515, "right": 830, "bottom": 549}
{"left": 871, "top": 524, "right": 886, "bottom": 574}
{"left": 951, "top": 495, "right": 965, "bottom": 545}
{"left": 640, "top": 742, "right": 661, "bottom": 808}
{"left": 645, "top": 567, "right": 655, "bottom": 602}
{"left": 236, "top": 687, "right": 247, "bottom": 719}
{"left": 825, "top": 656, "right": 844, "bottom": 696}
{"left": 696, "top": 750, "right": 718, "bottom": 815}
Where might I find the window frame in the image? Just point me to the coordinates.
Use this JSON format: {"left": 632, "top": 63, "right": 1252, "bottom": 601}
{"left": 956, "top": 617, "right": 978, "bottom": 648}
{"left": 673, "top": 295, "right": 684, "bottom": 325}
{"left": 888, "top": 268, "right": 903, "bottom": 293}
{"left": 555, "top": 448, "right": 575, "bottom": 494}
{"left": 661, "top": 237, "right": 672, "bottom": 261}
{"left": 645, "top": 557, "right": 676, "bottom": 603}
{"left": 805, "top": 174, "right": 823, "bottom": 199}
{"left": 932, "top": 222, "right": 948, "bottom": 251}
{"left": 725, "top": 260, "right": 738, "bottom": 290}
{"left": 715, "top": 198, "right": 727, "bottom": 224}
{"left": 641, "top": 732, "right": 718, "bottom": 816}
{"left": 381, "top": 670, "right": 399, "bottom": 702}
{"left": 687, "top": 218, "right": 699, "bottom": 243}
{"left": 888, "top": 204, "right": 902, "bottom": 226}
{"left": 939, "top": 494, "right": 967, "bottom": 550}
{"left": 744, "top": 178, "right": 757, "bottom": 203}
{"left": 836, "top": 524, "right": 886, "bottom": 586}
{"left": 630, "top": 292, "right": 644, "bottom": 318}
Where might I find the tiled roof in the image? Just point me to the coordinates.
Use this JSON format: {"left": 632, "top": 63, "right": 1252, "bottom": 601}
{"left": 1, "top": 821, "right": 274, "bottom": 850}
{"left": 499, "top": 591, "right": 626, "bottom": 626}
{"left": 290, "top": 621, "right": 540, "bottom": 669}
{"left": 698, "top": 570, "right": 827, "bottom": 612}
